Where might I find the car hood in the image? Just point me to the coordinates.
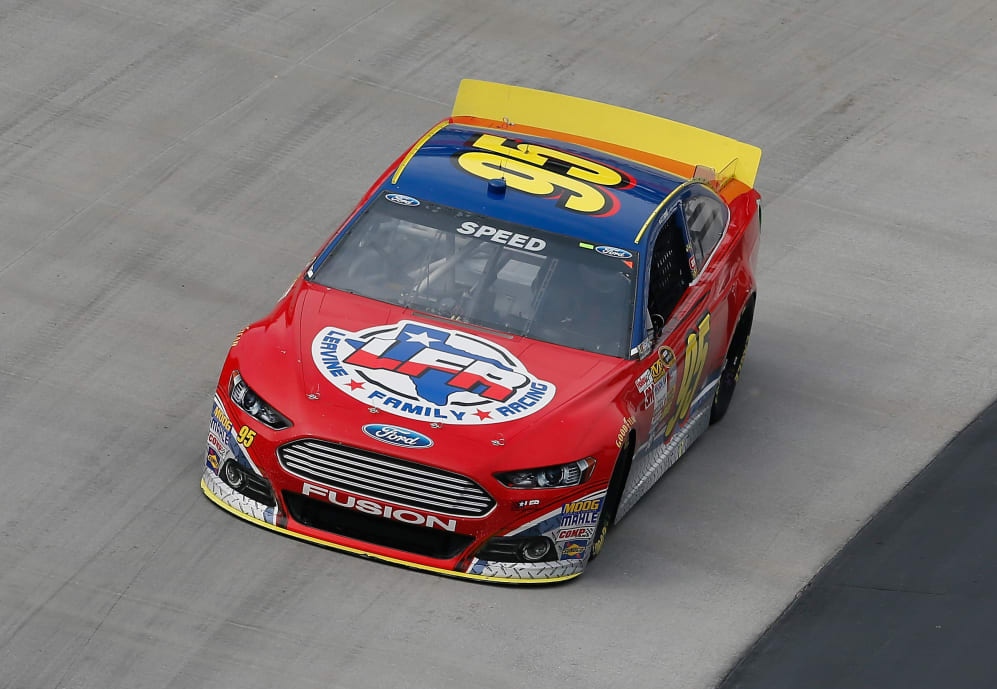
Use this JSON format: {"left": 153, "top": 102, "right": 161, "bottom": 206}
{"left": 237, "top": 282, "right": 631, "bottom": 475}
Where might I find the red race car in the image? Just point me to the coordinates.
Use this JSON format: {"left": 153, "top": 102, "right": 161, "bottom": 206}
{"left": 202, "top": 80, "right": 762, "bottom": 583}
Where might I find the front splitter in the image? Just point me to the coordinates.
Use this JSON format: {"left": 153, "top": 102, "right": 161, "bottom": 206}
{"left": 200, "top": 477, "right": 582, "bottom": 585}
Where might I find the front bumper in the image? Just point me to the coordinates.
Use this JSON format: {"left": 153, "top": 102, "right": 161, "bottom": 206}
{"left": 202, "top": 394, "right": 606, "bottom": 584}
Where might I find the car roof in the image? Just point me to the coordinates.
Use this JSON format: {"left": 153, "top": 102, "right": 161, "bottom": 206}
{"left": 380, "top": 123, "right": 686, "bottom": 252}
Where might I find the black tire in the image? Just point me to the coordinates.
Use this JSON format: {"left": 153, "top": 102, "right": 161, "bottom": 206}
{"left": 589, "top": 437, "right": 634, "bottom": 560}
{"left": 711, "top": 296, "right": 755, "bottom": 424}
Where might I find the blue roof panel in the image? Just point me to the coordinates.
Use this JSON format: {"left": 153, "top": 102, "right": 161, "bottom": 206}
{"left": 382, "top": 124, "right": 685, "bottom": 249}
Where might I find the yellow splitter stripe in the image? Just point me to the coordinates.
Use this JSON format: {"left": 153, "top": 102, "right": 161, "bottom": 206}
{"left": 201, "top": 479, "right": 580, "bottom": 584}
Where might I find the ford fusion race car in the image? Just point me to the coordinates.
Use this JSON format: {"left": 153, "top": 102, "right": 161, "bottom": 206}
{"left": 202, "top": 80, "right": 762, "bottom": 583}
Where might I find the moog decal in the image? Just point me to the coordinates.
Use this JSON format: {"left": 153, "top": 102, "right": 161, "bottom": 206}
{"left": 312, "top": 320, "right": 556, "bottom": 425}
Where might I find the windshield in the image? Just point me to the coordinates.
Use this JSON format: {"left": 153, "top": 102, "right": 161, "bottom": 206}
{"left": 310, "top": 193, "right": 637, "bottom": 357}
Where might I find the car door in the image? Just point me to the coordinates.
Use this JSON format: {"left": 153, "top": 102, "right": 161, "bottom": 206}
{"left": 636, "top": 190, "right": 728, "bottom": 447}
{"left": 679, "top": 186, "right": 734, "bottom": 403}
{"left": 630, "top": 205, "right": 692, "bottom": 446}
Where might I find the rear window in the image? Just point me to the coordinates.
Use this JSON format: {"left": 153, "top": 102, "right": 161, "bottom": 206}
{"left": 309, "top": 193, "right": 637, "bottom": 357}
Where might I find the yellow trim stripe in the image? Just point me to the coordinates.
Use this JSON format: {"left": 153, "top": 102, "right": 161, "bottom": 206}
{"left": 634, "top": 181, "right": 696, "bottom": 244}
{"left": 200, "top": 480, "right": 581, "bottom": 585}
{"left": 452, "top": 80, "right": 761, "bottom": 188}
{"left": 390, "top": 120, "right": 450, "bottom": 185}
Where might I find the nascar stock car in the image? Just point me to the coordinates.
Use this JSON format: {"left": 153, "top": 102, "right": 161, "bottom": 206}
{"left": 202, "top": 79, "right": 762, "bottom": 583}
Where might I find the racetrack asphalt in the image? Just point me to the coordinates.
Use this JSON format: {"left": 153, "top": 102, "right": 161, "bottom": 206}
{"left": 1, "top": 2, "right": 996, "bottom": 688}
{"left": 719, "top": 398, "right": 997, "bottom": 689}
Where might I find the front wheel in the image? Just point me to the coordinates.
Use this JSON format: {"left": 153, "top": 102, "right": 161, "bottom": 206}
{"left": 711, "top": 297, "right": 755, "bottom": 424}
{"left": 590, "top": 438, "right": 633, "bottom": 560}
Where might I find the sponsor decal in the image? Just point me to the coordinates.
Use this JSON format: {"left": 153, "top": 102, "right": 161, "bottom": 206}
{"left": 616, "top": 414, "right": 636, "bottom": 448}
{"left": 385, "top": 193, "right": 420, "bottom": 207}
{"left": 312, "top": 319, "right": 556, "bottom": 425}
{"left": 211, "top": 402, "right": 233, "bottom": 434}
{"left": 560, "top": 497, "right": 602, "bottom": 528}
{"left": 595, "top": 245, "right": 633, "bottom": 259}
{"left": 556, "top": 526, "right": 595, "bottom": 541}
{"left": 207, "top": 431, "right": 226, "bottom": 454}
{"left": 453, "top": 133, "right": 632, "bottom": 216}
{"left": 650, "top": 349, "right": 675, "bottom": 383}
{"left": 301, "top": 482, "right": 457, "bottom": 531}
{"left": 206, "top": 447, "right": 220, "bottom": 471}
{"left": 362, "top": 423, "right": 433, "bottom": 449}
{"left": 647, "top": 345, "right": 681, "bottom": 430}
{"left": 231, "top": 326, "right": 248, "bottom": 348}
{"left": 208, "top": 396, "right": 262, "bottom": 476}
{"left": 560, "top": 540, "right": 587, "bottom": 560}
{"left": 513, "top": 498, "right": 541, "bottom": 510}
{"left": 457, "top": 221, "right": 546, "bottom": 252}
{"left": 635, "top": 370, "right": 653, "bottom": 393}
{"left": 658, "top": 345, "right": 676, "bottom": 368}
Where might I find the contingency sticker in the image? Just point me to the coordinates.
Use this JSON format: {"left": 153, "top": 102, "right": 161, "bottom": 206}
{"left": 312, "top": 320, "right": 556, "bottom": 425}
{"left": 465, "top": 488, "right": 608, "bottom": 575}
{"left": 206, "top": 395, "right": 261, "bottom": 476}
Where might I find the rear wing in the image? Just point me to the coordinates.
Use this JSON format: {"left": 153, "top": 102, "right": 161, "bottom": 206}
{"left": 452, "top": 79, "right": 761, "bottom": 189}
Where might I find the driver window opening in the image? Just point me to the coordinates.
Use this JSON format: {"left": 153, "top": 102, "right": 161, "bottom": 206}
{"left": 647, "top": 211, "right": 692, "bottom": 340}
{"left": 683, "top": 195, "right": 727, "bottom": 270}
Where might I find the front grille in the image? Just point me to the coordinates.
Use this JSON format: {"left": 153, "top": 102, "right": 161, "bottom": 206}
{"left": 277, "top": 439, "right": 495, "bottom": 518}
{"left": 282, "top": 491, "right": 474, "bottom": 560}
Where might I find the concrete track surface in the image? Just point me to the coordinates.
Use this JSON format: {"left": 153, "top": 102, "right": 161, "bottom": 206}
{"left": 0, "top": 2, "right": 995, "bottom": 688}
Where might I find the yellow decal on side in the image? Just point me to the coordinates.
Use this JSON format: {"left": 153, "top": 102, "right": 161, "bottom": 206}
{"left": 616, "top": 415, "right": 637, "bottom": 448}
{"left": 213, "top": 405, "right": 233, "bottom": 432}
{"left": 236, "top": 425, "right": 256, "bottom": 448}
{"left": 665, "top": 313, "right": 711, "bottom": 437}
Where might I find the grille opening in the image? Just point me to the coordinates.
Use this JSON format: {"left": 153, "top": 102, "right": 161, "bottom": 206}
{"left": 282, "top": 491, "right": 474, "bottom": 560}
{"left": 278, "top": 439, "right": 495, "bottom": 518}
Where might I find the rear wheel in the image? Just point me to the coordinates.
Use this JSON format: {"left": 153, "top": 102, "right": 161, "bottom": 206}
{"left": 711, "top": 296, "right": 755, "bottom": 424}
{"left": 589, "top": 437, "right": 633, "bottom": 560}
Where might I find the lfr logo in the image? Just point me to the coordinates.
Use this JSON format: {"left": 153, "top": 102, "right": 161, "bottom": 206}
{"left": 344, "top": 323, "right": 524, "bottom": 404}
{"left": 312, "top": 320, "right": 556, "bottom": 425}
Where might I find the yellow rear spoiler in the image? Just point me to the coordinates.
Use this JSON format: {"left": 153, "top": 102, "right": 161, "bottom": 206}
{"left": 452, "top": 79, "right": 761, "bottom": 188}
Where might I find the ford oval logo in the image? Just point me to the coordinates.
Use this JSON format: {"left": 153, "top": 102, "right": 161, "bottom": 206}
{"left": 362, "top": 424, "right": 434, "bottom": 449}
{"left": 385, "top": 193, "right": 420, "bottom": 207}
{"left": 595, "top": 245, "right": 633, "bottom": 259}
